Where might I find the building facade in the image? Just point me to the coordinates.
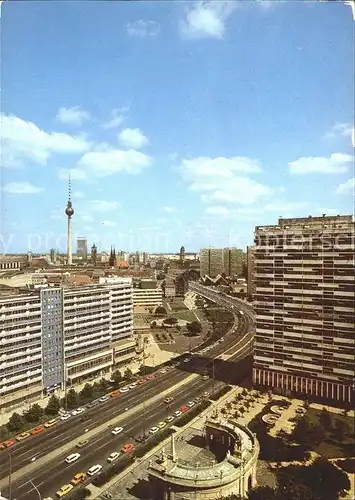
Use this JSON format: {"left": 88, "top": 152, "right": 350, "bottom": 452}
{"left": 76, "top": 237, "right": 88, "bottom": 261}
{"left": 247, "top": 245, "right": 256, "bottom": 298}
{"left": 0, "top": 280, "right": 135, "bottom": 407}
{"left": 200, "top": 248, "right": 244, "bottom": 278}
{"left": 253, "top": 215, "right": 355, "bottom": 404}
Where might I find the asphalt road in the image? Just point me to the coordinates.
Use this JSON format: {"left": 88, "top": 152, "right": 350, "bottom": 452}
{"left": 8, "top": 377, "right": 224, "bottom": 500}
{"left": 0, "top": 290, "right": 254, "bottom": 499}
{"left": 0, "top": 312, "right": 249, "bottom": 479}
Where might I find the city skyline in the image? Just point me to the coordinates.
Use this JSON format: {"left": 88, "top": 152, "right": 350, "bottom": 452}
{"left": 1, "top": 1, "right": 354, "bottom": 254}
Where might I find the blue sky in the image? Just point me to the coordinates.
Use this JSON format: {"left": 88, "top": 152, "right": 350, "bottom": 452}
{"left": 1, "top": 0, "right": 354, "bottom": 254}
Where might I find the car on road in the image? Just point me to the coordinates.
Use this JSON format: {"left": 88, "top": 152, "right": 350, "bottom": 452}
{"left": 111, "top": 426, "right": 124, "bottom": 436}
{"left": 99, "top": 395, "right": 110, "bottom": 403}
{"left": 187, "top": 401, "right": 195, "bottom": 408}
{"left": 16, "top": 432, "right": 31, "bottom": 441}
{"left": 44, "top": 419, "right": 56, "bottom": 428}
{"left": 65, "top": 453, "right": 81, "bottom": 464}
{"left": 31, "top": 425, "right": 45, "bottom": 435}
{"left": 86, "top": 400, "right": 99, "bottom": 408}
{"left": 129, "top": 383, "right": 137, "bottom": 389}
{"left": 160, "top": 368, "right": 167, "bottom": 374}
{"left": 55, "top": 484, "right": 73, "bottom": 497}
{"left": 121, "top": 443, "right": 134, "bottom": 454}
{"left": 164, "top": 397, "right": 174, "bottom": 404}
{"left": 70, "top": 472, "right": 86, "bottom": 485}
{"left": 110, "top": 389, "right": 121, "bottom": 398}
{"left": 76, "top": 439, "right": 89, "bottom": 448}
{"left": 137, "top": 379, "right": 146, "bottom": 385}
{"left": 119, "top": 387, "right": 129, "bottom": 393}
{"left": 72, "top": 407, "right": 85, "bottom": 415}
{"left": 107, "top": 452, "right": 120, "bottom": 463}
{"left": 166, "top": 416, "right": 174, "bottom": 423}
{"left": 150, "top": 426, "right": 159, "bottom": 434}
{"left": 60, "top": 413, "right": 71, "bottom": 421}
{"left": 180, "top": 405, "right": 189, "bottom": 413}
{"left": 194, "top": 397, "right": 201, "bottom": 403}
{"left": 183, "top": 358, "right": 191, "bottom": 363}
{"left": 202, "top": 375, "right": 209, "bottom": 380}
{"left": 203, "top": 391, "right": 210, "bottom": 398}
{"left": 87, "top": 464, "right": 103, "bottom": 476}
{"left": 0, "top": 439, "right": 15, "bottom": 449}
{"left": 146, "top": 375, "right": 154, "bottom": 380}
{"left": 174, "top": 411, "right": 182, "bottom": 417}
{"left": 157, "top": 421, "right": 166, "bottom": 429}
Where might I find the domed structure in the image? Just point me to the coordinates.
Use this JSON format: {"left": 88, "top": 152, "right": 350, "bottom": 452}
{"left": 65, "top": 201, "right": 74, "bottom": 217}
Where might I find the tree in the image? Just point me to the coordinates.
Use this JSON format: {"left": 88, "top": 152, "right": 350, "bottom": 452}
{"left": 80, "top": 383, "right": 93, "bottom": 401}
{"left": 124, "top": 367, "right": 134, "bottom": 381}
{"left": 24, "top": 404, "right": 43, "bottom": 423}
{"left": 186, "top": 320, "right": 202, "bottom": 336}
{"left": 110, "top": 370, "right": 122, "bottom": 388}
{"left": 45, "top": 394, "right": 61, "bottom": 416}
{"left": 248, "top": 486, "right": 277, "bottom": 500}
{"left": 319, "top": 407, "right": 332, "bottom": 430}
{"left": 155, "top": 305, "right": 167, "bottom": 315}
{"left": 98, "top": 377, "right": 109, "bottom": 392}
{"left": 7, "top": 412, "right": 24, "bottom": 432}
{"left": 304, "top": 457, "right": 351, "bottom": 500}
{"left": 163, "top": 317, "right": 178, "bottom": 325}
{"left": 333, "top": 419, "right": 348, "bottom": 442}
{"left": 65, "top": 388, "right": 78, "bottom": 410}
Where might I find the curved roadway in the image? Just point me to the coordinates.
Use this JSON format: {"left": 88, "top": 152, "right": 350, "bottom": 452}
{"left": 0, "top": 285, "right": 255, "bottom": 499}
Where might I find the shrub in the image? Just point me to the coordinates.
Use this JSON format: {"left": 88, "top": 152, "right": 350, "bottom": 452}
{"left": 210, "top": 385, "right": 232, "bottom": 401}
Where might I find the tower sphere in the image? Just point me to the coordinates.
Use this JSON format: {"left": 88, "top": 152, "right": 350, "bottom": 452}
{"left": 65, "top": 203, "right": 74, "bottom": 217}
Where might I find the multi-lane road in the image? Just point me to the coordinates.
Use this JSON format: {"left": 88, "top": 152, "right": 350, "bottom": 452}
{"left": 0, "top": 286, "right": 255, "bottom": 499}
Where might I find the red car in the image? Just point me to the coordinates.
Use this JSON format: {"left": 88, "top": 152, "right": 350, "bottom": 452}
{"left": 31, "top": 426, "right": 44, "bottom": 435}
{"left": 146, "top": 375, "right": 154, "bottom": 381}
{"left": 180, "top": 405, "right": 189, "bottom": 413}
{"left": 1, "top": 439, "right": 15, "bottom": 448}
{"left": 121, "top": 443, "right": 134, "bottom": 454}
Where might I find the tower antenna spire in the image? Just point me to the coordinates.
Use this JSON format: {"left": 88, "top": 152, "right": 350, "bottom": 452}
{"left": 68, "top": 173, "right": 72, "bottom": 202}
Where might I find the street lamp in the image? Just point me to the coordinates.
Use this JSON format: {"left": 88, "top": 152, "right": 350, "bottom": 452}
{"left": 29, "top": 480, "right": 41, "bottom": 500}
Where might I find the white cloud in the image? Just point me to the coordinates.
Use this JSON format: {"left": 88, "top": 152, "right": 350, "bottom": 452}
{"left": 77, "top": 148, "right": 152, "bottom": 177}
{"left": 56, "top": 106, "right": 90, "bottom": 126}
{"left": 180, "top": 155, "right": 270, "bottom": 206}
{"left": 344, "top": 1, "right": 355, "bottom": 21}
{"left": 163, "top": 206, "right": 178, "bottom": 213}
{"left": 90, "top": 200, "right": 120, "bottom": 213}
{"left": 1, "top": 113, "right": 91, "bottom": 168}
{"left": 289, "top": 153, "right": 353, "bottom": 175}
{"left": 205, "top": 206, "right": 230, "bottom": 216}
{"left": 324, "top": 122, "right": 354, "bottom": 141}
{"left": 102, "top": 107, "right": 129, "bottom": 129}
{"left": 2, "top": 181, "right": 43, "bottom": 194}
{"left": 101, "top": 221, "right": 117, "bottom": 227}
{"left": 72, "top": 191, "right": 86, "bottom": 199}
{"left": 336, "top": 178, "right": 355, "bottom": 194}
{"left": 118, "top": 128, "right": 149, "bottom": 150}
{"left": 179, "top": 1, "right": 237, "bottom": 40}
{"left": 126, "top": 20, "right": 160, "bottom": 37}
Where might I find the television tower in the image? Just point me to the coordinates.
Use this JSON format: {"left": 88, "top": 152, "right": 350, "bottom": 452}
{"left": 65, "top": 175, "right": 74, "bottom": 265}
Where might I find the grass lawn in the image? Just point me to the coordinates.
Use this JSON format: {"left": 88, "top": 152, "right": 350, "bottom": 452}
{"left": 171, "top": 310, "right": 197, "bottom": 322}
{"left": 168, "top": 299, "right": 188, "bottom": 311}
{"left": 305, "top": 408, "right": 355, "bottom": 458}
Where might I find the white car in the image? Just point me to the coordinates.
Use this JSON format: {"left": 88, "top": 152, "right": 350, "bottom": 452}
{"left": 174, "top": 410, "right": 182, "bottom": 417}
{"left": 99, "top": 395, "right": 109, "bottom": 402}
{"left": 72, "top": 407, "right": 85, "bottom": 416}
{"left": 61, "top": 413, "right": 71, "bottom": 421}
{"left": 150, "top": 426, "right": 159, "bottom": 434}
{"left": 160, "top": 369, "right": 167, "bottom": 374}
{"left": 107, "top": 452, "right": 120, "bottom": 463}
{"left": 128, "top": 383, "right": 137, "bottom": 389}
{"left": 65, "top": 453, "right": 81, "bottom": 464}
{"left": 187, "top": 401, "right": 195, "bottom": 408}
{"left": 111, "top": 426, "right": 124, "bottom": 436}
{"left": 87, "top": 464, "right": 103, "bottom": 476}
{"left": 166, "top": 416, "right": 174, "bottom": 423}
{"left": 120, "top": 387, "right": 129, "bottom": 393}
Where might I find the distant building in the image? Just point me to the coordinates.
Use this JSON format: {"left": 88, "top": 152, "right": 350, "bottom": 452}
{"left": 0, "top": 256, "right": 23, "bottom": 270}
{"left": 253, "top": 215, "right": 355, "bottom": 404}
{"left": 50, "top": 248, "right": 57, "bottom": 264}
{"left": 91, "top": 243, "right": 97, "bottom": 265}
{"left": 133, "top": 279, "right": 163, "bottom": 308}
{"left": 76, "top": 237, "right": 88, "bottom": 260}
{"left": 200, "top": 248, "right": 244, "bottom": 278}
